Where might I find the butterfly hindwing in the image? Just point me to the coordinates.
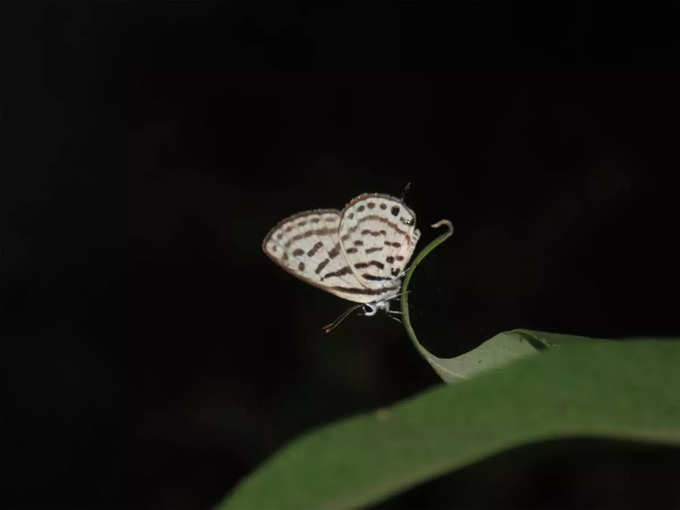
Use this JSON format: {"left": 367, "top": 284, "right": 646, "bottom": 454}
{"left": 339, "top": 193, "right": 421, "bottom": 290}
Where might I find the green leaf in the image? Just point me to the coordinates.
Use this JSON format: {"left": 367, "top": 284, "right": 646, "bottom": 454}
{"left": 216, "top": 334, "right": 680, "bottom": 510}
{"left": 425, "top": 330, "right": 547, "bottom": 383}
{"left": 397, "top": 221, "right": 604, "bottom": 383}
{"left": 397, "top": 221, "right": 562, "bottom": 383}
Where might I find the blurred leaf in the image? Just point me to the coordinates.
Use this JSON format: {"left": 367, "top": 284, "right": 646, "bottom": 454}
{"left": 427, "top": 328, "right": 611, "bottom": 383}
{"left": 217, "top": 333, "right": 680, "bottom": 510}
{"left": 420, "top": 330, "right": 551, "bottom": 384}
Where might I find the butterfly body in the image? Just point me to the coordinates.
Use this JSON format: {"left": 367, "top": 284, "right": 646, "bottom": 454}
{"left": 262, "top": 193, "right": 421, "bottom": 313}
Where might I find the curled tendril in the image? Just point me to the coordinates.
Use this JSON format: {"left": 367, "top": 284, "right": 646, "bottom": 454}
{"left": 400, "top": 220, "right": 454, "bottom": 362}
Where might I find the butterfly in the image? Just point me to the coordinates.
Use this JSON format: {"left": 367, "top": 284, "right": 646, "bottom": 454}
{"left": 262, "top": 193, "right": 421, "bottom": 331}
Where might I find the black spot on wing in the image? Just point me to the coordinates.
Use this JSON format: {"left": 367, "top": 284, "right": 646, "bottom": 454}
{"left": 362, "top": 274, "right": 393, "bottom": 281}
{"left": 321, "top": 266, "right": 352, "bottom": 280}
{"left": 354, "top": 261, "right": 385, "bottom": 270}
{"left": 307, "top": 241, "right": 323, "bottom": 257}
{"left": 315, "top": 259, "right": 330, "bottom": 274}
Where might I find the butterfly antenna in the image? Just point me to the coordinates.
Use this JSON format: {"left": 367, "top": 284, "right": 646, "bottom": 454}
{"left": 400, "top": 181, "right": 412, "bottom": 202}
{"left": 322, "top": 303, "right": 364, "bottom": 334}
{"left": 385, "top": 290, "right": 411, "bottom": 302}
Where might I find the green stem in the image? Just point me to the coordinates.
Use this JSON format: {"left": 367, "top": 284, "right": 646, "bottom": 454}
{"left": 401, "top": 220, "right": 454, "bottom": 363}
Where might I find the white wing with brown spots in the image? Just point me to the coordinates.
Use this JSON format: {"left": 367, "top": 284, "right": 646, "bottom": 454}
{"left": 338, "top": 193, "right": 421, "bottom": 290}
{"left": 262, "top": 207, "right": 398, "bottom": 303}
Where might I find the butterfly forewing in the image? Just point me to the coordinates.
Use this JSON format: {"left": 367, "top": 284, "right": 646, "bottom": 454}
{"left": 262, "top": 208, "right": 380, "bottom": 303}
{"left": 339, "top": 194, "right": 421, "bottom": 289}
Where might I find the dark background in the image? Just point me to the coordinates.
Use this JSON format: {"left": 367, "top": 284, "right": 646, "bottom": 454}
{"left": 4, "top": 2, "right": 680, "bottom": 509}
{"left": 128, "top": 74, "right": 680, "bottom": 509}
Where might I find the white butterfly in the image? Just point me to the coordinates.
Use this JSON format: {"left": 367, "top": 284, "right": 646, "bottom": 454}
{"left": 262, "top": 193, "right": 421, "bottom": 330}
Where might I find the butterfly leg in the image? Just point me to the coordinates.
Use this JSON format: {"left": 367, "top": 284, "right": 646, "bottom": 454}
{"left": 387, "top": 314, "right": 402, "bottom": 324}
{"left": 384, "top": 299, "right": 402, "bottom": 320}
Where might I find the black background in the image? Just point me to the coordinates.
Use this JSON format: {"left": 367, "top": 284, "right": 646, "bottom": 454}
{"left": 4, "top": 2, "right": 680, "bottom": 509}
